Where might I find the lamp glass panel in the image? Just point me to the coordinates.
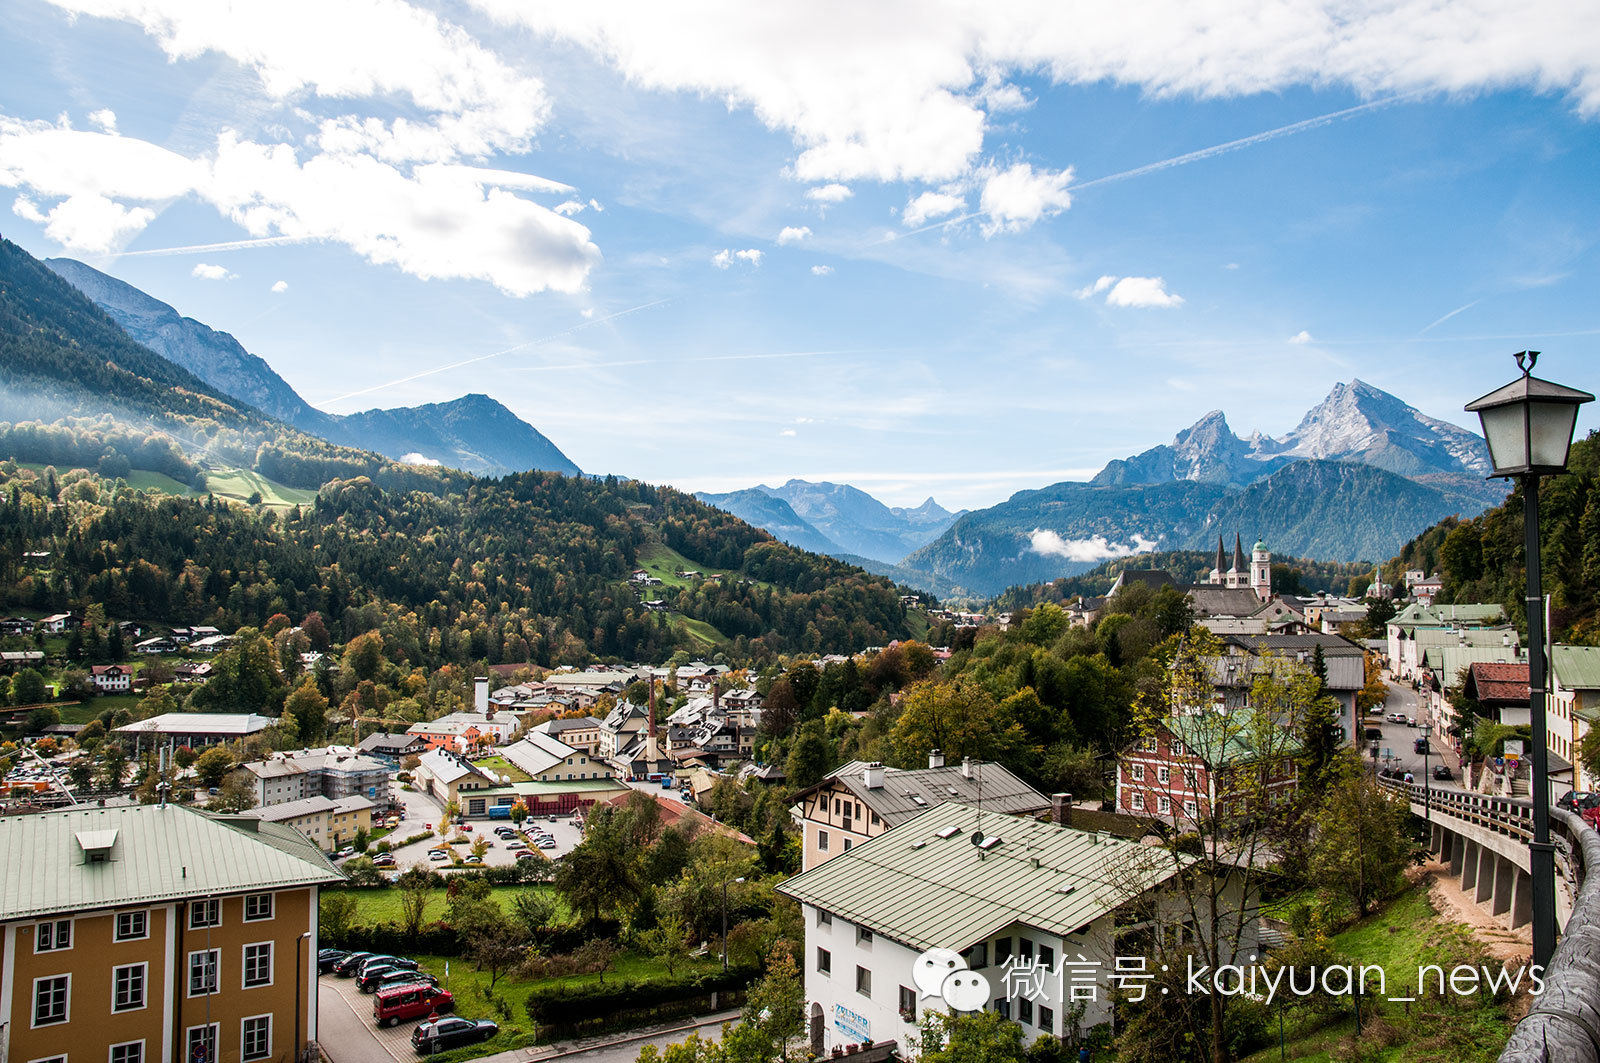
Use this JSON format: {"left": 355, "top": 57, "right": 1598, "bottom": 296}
{"left": 1529, "top": 402, "right": 1580, "bottom": 470}
{"left": 1477, "top": 403, "right": 1529, "bottom": 474}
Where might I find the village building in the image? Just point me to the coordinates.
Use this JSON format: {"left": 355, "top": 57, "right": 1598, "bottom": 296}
{"left": 1116, "top": 715, "right": 1300, "bottom": 821}
{"left": 90, "top": 663, "right": 135, "bottom": 693}
{"left": 236, "top": 793, "right": 375, "bottom": 851}
{"left": 232, "top": 746, "right": 390, "bottom": 808}
{"left": 114, "top": 712, "right": 274, "bottom": 751}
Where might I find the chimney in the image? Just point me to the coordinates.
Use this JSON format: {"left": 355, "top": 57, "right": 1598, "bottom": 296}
{"left": 960, "top": 757, "right": 974, "bottom": 780}
{"left": 474, "top": 676, "right": 489, "bottom": 714}
{"left": 713, "top": 681, "right": 721, "bottom": 715}
{"left": 863, "top": 762, "right": 885, "bottom": 790}
{"left": 648, "top": 679, "right": 658, "bottom": 738}
{"left": 928, "top": 748, "right": 945, "bottom": 769}
{"left": 1052, "top": 792, "right": 1072, "bottom": 826}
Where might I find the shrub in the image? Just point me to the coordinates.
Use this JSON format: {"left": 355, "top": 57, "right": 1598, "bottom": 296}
{"left": 525, "top": 966, "right": 757, "bottom": 1026}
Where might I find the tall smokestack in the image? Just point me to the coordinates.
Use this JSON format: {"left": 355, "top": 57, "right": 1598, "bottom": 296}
{"left": 648, "top": 679, "right": 658, "bottom": 738}
{"left": 712, "top": 680, "right": 721, "bottom": 715}
{"left": 474, "top": 676, "right": 489, "bottom": 714}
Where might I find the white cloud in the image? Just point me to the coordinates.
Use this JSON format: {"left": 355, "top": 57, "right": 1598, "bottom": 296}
{"left": 1073, "top": 275, "right": 1117, "bottom": 300}
{"left": 777, "top": 225, "right": 812, "bottom": 245}
{"left": 87, "top": 108, "right": 117, "bottom": 133}
{"left": 271, "top": 279, "right": 288, "bottom": 292}
{"left": 50, "top": 0, "right": 549, "bottom": 163}
{"left": 805, "top": 183, "right": 852, "bottom": 203}
{"left": 1105, "top": 276, "right": 1184, "bottom": 308}
{"left": 191, "top": 262, "right": 234, "bottom": 280}
{"left": 0, "top": 118, "right": 601, "bottom": 295}
{"left": 1289, "top": 330, "right": 1313, "bottom": 344}
{"left": 977, "top": 162, "right": 1073, "bottom": 235}
{"left": 780, "top": 428, "right": 797, "bottom": 437}
{"left": 811, "top": 265, "right": 833, "bottom": 276}
{"left": 588, "top": 198, "right": 604, "bottom": 212}
{"left": 552, "top": 199, "right": 586, "bottom": 215}
{"left": 399, "top": 452, "right": 442, "bottom": 466}
{"left": 736, "top": 248, "right": 763, "bottom": 266}
{"left": 475, "top": 0, "right": 1600, "bottom": 197}
{"left": 712, "top": 248, "right": 763, "bottom": 269}
{"left": 1028, "top": 529, "right": 1159, "bottom": 562}
{"left": 901, "top": 189, "right": 965, "bottom": 227}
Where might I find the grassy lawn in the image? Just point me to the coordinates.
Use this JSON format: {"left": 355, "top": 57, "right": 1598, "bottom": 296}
{"left": 347, "top": 885, "right": 571, "bottom": 928}
{"left": 470, "top": 755, "right": 531, "bottom": 782}
{"left": 675, "top": 615, "right": 727, "bottom": 650}
{"left": 635, "top": 542, "right": 771, "bottom": 592}
{"left": 201, "top": 467, "right": 317, "bottom": 509}
{"left": 411, "top": 949, "right": 727, "bottom": 1060}
{"left": 1240, "top": 884, "right": 1516, "bottom": 1062}
{"left": 124, "top": 469, "right": 196, "bottom": 495}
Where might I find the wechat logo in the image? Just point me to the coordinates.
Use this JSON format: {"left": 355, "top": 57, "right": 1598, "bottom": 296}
{"left": 914, "top": 947, "right": 992, "bottom": 1011}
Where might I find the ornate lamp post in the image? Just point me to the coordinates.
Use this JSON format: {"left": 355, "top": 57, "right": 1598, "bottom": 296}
{"left": 1465, "top": 351, "right": 1594, "bottom": 970}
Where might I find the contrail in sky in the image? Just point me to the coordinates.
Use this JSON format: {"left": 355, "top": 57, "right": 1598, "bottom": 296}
{"left": 884, "top": 92, "right": 1423, "bottom": 242}
{"left": 318, "top": 298, "right": 671, "bottom": 406}
{"left": 508, "top": 348, "right": 891, "bottom": 372}
{"left": 108, "top": 235, "right": 320, "bottom": 257}
{"left": 1420, "top": 300, "right": 1480, "bottom": 333}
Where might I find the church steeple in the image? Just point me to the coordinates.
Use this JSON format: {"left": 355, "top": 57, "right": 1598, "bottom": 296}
{"left": 1231, "top": 533, "right": 1246, "bottom": 574}
{"left": 1211, "top": 536, "right": 1225, "bottom": 585}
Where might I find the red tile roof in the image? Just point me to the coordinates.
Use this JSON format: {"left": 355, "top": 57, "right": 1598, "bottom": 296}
{"left": 1470, "top": 661, "right": 1531, "bottom": 703}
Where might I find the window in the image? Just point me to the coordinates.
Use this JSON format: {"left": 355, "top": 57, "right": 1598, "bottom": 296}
{"left": 244, "top": 893, "right": 273, "bottom": 921}
{"left": 855, "top": 966, "right": 872, "bottom": 997}
{"left": 1158, "top": 795, "right": 1172, "bottom": 814}
{"left": 1171, "top": 739, "right": 1187, "bottom": 756}
{"left": 35, "top": 919, "right": 72, "bottom": 952}
{"left": 817, "top": 947, "right": 831, "bottom": 974}
{"left": 1039, "top": 1005, "right": 1054, "bottom": 1032}
{"left": 1018, "top": 937, "right": 1034, "bottom": 961}
{"left": 1183, "top": 769, "right": 1198, "bottom": 790}
{"left": 856, "top": 925, "right": 873, "bottom": 944}
{"left": 241, "top": 1015, "right": 272, "bottom": 1061}
{"left": 243, "top": 943, "right": 273, "bottom": 988}
{"left": 993, "top": 937, "right": 1012, "bottom": 964}
{"left": 1184, "top": 800, "right": 1198, "bottom": 818}
{"left": 33, "top": 974, "right": 69, "bottom": 1026}
{"left": 189, "top": 949, "right": 220, "bottom": 996}
{"left": 1038, "top": 944, "right": 1054, "bottom": 970}
{"left": 1131, "top": 792, "right": 1145, "bottom": 811}
{"left": 843, "top": 838, "right": 852, "bottom": 852}
{"left": 967, "top": 942, "right": 988, "bottom": 969}
{"left": 1137, "top": 736, "right": 1157, "bottom": 752}
{"left": 186, "top": 1025, "right": 218, "bottom": 1063}
{"left": 111, "top": 1042, "right": 145, "bottom": 1063}
{"left": 898, "top": 984, "right": 917, "bottom": 1021}
{"left": 816, "top": 909, "right": 832, "bottom": 927}
{"left": 817, "top": 830, "right": 829, "bottom": 851}
{"left": 1129, "top": 764, "right": 1144, "bottom": 782}
{"left": 189, "top": 899, "right": 220, "bottom": 929}
{"left": 1018, "top": 998, "right": 1034, "bottom": 1025}
{"left": 994, "top": 998, "right": 1010, "bottom": 1019}
{"left": 116, "top": 910, "right": 149, "bottom": 941}
{"left": 113, "top": 963, "right": 147, "bottom": 1012}
{"left": 1156, "top": 766, "right": 1171, "bottom": 785}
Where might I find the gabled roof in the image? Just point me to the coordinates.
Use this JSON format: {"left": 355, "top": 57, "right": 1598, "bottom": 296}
{"left": 799, "top": 760, "right": 1048, "bottom": 829}
{"left": 1468, "top": 662, "right": 1531, "bottom": 704}
{"left": 776, "top": 802, "right": 1183, "bottom": 952}
{"left": 501, "top": 731, "right": 584, "bottom": 777}
{"left": 358, "top": 732, "right": 426, "bottom": 753}
{"left": 0, "top": 803, "right": 341, "bottom": 921}
{"left": 1554, "top": 646, "right": 1600, "bottom": 694}
{"left": 115, "top": 712, "right": 273, "bottom": 736}
{"left": 1186, "top": 587, "right": 1266, "bottom": 618}
{"left": 417, "top": 747, "right": 495, "bottom": 786}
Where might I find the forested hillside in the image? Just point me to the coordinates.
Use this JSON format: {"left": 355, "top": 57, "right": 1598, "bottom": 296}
{"left": 1390, "top": 430, "right": 1600, "bottom": 642}
{"left": 0, "top": 464, "right": 911, "bottom": 665}
{"left": 994, "top": 550, "right": 1379, "bottom": 610}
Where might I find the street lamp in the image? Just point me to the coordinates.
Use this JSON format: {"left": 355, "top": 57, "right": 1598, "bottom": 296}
{"left": 1465, "top": 351, "right": 1594, "bottom": 972}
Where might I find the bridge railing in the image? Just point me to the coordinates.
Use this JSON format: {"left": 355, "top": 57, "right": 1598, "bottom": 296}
{"left": 1371, "top": 776, "right": 1600, "bottom": 1061}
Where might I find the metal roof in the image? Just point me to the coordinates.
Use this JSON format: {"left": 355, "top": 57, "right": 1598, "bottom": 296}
{"left": 0, "top": 803, "right": 342, "bottom": 922}
{"left": 114, "top": 712, "right": 275, "bottom": 736}
{"left": 776, "top": 802, "right": 1182, "bottom": 952}
{"left": 809, "top": 761, "right": 1049, "bottom": 829}
{"left": 1555, "top": 646, "right": 1600, "bottom": 693}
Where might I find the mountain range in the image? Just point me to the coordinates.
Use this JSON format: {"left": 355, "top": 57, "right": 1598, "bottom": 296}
{"left": 696, "top": 479, "right": 963, "bottom": 566}
{"left": 45, "top": 258, "right": 580, "bottom": 478}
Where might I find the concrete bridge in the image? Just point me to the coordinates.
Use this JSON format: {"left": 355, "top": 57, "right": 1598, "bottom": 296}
{"left": 1374, "top": 776, "right": 1600, "bottom": 1062}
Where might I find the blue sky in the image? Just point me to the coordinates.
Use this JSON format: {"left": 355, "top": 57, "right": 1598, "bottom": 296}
{"left": 3, "top": 0, "right": 1598, "bottom": 510}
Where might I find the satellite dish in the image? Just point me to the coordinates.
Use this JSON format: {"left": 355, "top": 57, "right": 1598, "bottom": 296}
{"left": 970, "top": 831, "right": 984, "bottom": 847}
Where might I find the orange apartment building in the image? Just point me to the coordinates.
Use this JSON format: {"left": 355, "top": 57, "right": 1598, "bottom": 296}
{"left": 0, "top": 803, "right": 342, "bottom": 1063}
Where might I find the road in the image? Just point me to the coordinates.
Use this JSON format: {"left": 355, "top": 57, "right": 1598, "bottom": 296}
{"left": 1358, "top": 678, "right": 1464, "bottom": 785}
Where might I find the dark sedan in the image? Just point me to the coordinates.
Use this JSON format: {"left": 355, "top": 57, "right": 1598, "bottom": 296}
{"left": 332, "top": 951, "right": 377, "bottom": 976}
{"left": 361, "top": 968, "right": 437, "bottom": 994}
{"left": 317, "top": 948, "right": 350, "bottom": 974}
{"left": 356, "top": 955, "right": 417, "bottom": 979}
{"left": 1432, "top": 764, "right": 1453, "bottom": 781}
{"left": 412, "top": 1017, "right": 498, "bottom": 1053}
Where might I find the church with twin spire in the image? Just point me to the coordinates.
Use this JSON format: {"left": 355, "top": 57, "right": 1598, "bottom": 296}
{"left": 1204, "top": 533, "right": 1272, "bottom": 602}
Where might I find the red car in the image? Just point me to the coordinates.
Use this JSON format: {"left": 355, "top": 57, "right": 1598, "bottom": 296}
{"left": 1558, "top": 791, "right": 1600, "bottom": 829}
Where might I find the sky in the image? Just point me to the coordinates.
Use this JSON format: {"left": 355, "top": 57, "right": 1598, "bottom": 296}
{"left": 2, "top": 1, "right": 1599, "bottom": 512}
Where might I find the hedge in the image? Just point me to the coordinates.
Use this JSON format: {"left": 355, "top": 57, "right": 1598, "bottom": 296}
{"left": 525, "top": 965, "right": 758, "bottom": 1023}
{"left": 336, "top": 920, "right": 459, "bottom": 956}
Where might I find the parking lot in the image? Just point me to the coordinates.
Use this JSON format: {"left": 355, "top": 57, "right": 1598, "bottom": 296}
{"left": 319, "top": 971, "right": 418, "bottom": 1062}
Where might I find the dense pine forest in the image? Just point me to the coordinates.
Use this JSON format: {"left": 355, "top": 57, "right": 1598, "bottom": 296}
{"left": 0, "top": 464, "right": 912, "bottom": 666}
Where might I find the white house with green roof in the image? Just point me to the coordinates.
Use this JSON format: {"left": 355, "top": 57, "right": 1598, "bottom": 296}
{"left": 777, "top": 801, "right": 1256, "bottom": 1058}
{"left": 1553, "top": 645, "right": 1600, "bottom": 789}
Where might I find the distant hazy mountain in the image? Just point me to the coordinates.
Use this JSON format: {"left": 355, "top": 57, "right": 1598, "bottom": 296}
{"left": 46, "top": 257, "right": 581, "bottom": 478}
{"left": 695, "top": 488, "right": 849, "bottom": 557}
{"left": 752, "top": 479, "right": 963, "bottom": 564}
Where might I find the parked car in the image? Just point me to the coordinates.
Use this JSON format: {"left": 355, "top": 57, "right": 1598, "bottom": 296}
{"left": 1414, "top": 737, "right": 1431, "bottom": 755}
{"left": 336, "top": 846, "right": 357, "bottom": 858}
{"left": 1432, "top": 764, "right": 1454, "bottom": 780}
{"left": 1558, "top": 791, "right": 1600, "bottom": 829}
{"left": 333, "top": 952, "right": 378, "bottom": 976}
{"left": 357, "top": 955, "right": 418, "bottom": 979}
{"left": 1387, "top": 712, "right": 1407, "bottom": 724}
{"left": 412, "top": 1017, "right": 498, "bottom": 1052}
{"left": 515, "top": 850, "right": 539, "bottom": 862}
{"left": 547, "top": 814, "right": 557, "bottom": 822}
{"left": 1406, "top": 716, "right": 1416, "bottom": 727}
{"left": 373, "top": 982, "right": 453, "bottom": 1028}
{"left": 428, "top": 849, "right": 450, "bottom": 862}
{"left": 505, "top": 840, "right": 528, "bottom": 851}
{"left": 371, "top": 853, "right": 397, "bottom": 868}
{"left": 362, "top": 968, "right": 437, "bottom": 994}
{"left": 318, "top": 948, "right": 350, "bottom": 973}
{"left": 536, "top": 838, "right": 556, "bottom": 849}
{"left": 460, "top": 823, "right": 473, "bottom": 832}
{"left": 464, "top": 855, "right": 484, "bottom": 865}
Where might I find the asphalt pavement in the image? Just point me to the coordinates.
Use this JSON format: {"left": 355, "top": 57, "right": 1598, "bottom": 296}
{"left": 1358, "top": 677, "right": 1463, "bottom": 786}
